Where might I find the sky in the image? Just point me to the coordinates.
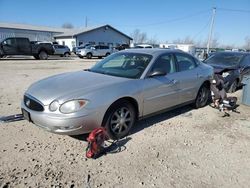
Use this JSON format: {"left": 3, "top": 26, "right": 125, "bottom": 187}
{"left": 0, "top": 0, "right": 250, "bottom": 47}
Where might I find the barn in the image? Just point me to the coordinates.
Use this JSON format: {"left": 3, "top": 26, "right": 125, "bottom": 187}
{"left": 54, "top": 25, "right": 132, "bottom": 50}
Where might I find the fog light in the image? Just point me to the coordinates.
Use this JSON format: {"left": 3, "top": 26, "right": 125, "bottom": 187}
{"left": 49, "top": 100, "right": 59, "bottom": 112}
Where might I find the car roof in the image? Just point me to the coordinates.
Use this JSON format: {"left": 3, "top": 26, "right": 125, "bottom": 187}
{"left": 120, "top": 48, "right": 184, "bottom": 56}
{"left": 213, "top": 51, "right": 249, "bottom": 56}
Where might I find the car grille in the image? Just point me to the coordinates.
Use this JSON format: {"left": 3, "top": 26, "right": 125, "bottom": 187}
{"left": 24, "top": 95, "right": 44, "bottom": 112}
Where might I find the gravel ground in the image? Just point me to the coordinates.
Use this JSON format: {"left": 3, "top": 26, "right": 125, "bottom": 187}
{"left": 0, "top": 57, "right": 250, "bottom": 188}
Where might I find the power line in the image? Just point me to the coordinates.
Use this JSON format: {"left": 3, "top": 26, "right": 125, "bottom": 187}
{"left": 192, "top": 15, "right": 211, "bottom": 40}
{"left": 110, "top": 9, "right": 211, "bottom": 28}
{"left": 217, "top": 7, "right": 250, "bottom": 13}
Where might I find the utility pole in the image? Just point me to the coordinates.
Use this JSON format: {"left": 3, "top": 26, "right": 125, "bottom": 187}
{"left": 85, "top": 16, "right": 88, "bottom": 28}
{"left": 207, "top": 7, "right": 216, "bottom": 54}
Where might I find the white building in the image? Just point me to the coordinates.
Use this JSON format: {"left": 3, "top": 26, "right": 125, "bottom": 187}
{"left": 54, "top": 25, "right": 132, "bottom": 51}
{"left": 159, "top": 43, "right": 196, "bottom": 55}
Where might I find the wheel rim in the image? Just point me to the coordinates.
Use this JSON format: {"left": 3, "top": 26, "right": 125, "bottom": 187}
{"left": 197, "top": 87, "right": 208, "bottom": 106}
{"left": 40, "top": 51, "right": 47, "bottom": 59}
{"left": 87, "top": 54, "right": 92, "bottom": 58}
{"left": 110, "top": 107, "right": 132, "bottom": 135}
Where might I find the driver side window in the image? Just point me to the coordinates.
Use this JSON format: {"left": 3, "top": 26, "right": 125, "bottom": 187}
{"left": 5, "top": 38, "right": 16, "bottom": 46}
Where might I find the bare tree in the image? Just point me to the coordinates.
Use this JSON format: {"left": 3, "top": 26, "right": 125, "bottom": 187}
{"left": 62, "top": 23, "right": 74, "bottom": 29}
{"left": 147, "top": 35, "right": 158, "bottom": 45}
{"left": 172, "top": 36, "right": 194, "bottom": 44}
{"left": 244, "top": 36, "right": 250, "bottom": 50}
{"left": 130, "top": 29, "right": 147, "bottom": 44}
{"left": 211, "top": 37, "right": 219, "bottom": 48}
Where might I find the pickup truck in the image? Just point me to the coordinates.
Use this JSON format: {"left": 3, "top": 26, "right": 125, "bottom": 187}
{"left": 0, "top": 37, "right": 55, "bottom": 60}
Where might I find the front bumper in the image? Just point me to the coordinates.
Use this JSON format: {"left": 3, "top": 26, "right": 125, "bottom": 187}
{"left": 21, "top": 101, "right": 102, "bottom": 135}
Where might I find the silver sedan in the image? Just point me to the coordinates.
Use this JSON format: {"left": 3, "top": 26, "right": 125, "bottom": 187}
{"left": 21, "top": 49, "right": 213, "bottom": 139}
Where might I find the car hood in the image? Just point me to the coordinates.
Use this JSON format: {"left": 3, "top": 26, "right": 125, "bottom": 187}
{"left": 25, "top": 71, "right": 129, "bottom": 105}
{"left": 207, "top": 63, "right": 237, "bottom": 73}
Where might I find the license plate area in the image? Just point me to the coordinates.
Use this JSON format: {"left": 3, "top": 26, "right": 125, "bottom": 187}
{"left": 22, "top": 108, "right": 31, "bottom": 122}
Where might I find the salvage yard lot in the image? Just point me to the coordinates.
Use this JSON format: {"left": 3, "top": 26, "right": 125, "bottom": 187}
{"left": 0, "top": 58, "right": 250, "bottom": 188}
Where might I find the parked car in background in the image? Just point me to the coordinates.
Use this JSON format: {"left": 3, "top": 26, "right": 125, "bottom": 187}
{"left": 0, "top": 37, "right": 54, "bottom": 60}
{"left": 116, "top": 44, "right": 130, "bottom": 51}
{"left": 134, "top": 44, "right": 153, "bottom": 48}
{"left": 77, "top": 45, "right": 112, "bottom": 59}
{"left": 53, "top": 44, "right": 70, "bottom": 57}
{"left": 21, "top": 49, "right": 213, "bottom": 139}
{"left": 204, "top": 52, "right": 250, "bottom": 92}
{"left": 72, "top": 44, "right": 91, "bottom": 54}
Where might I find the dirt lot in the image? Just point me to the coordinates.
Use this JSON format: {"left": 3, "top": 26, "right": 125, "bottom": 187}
{"left": 0, "top": 57, "right": 250, "bottom": 188}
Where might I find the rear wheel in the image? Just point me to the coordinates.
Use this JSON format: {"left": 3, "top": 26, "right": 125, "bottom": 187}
{"left": 106, "top": 52, "right": 110, "bottom": 57}
{"left": 103, "top": 100, "right": 136, "bottom": 140}
{"left": 194, "top": 84, "right": 209, "bottom": 108}
{"left": 64, "top": 52, "right": 70, "bottom": 57}
{"left": 86, "top": 53, "right": 92, "bottom": 59}
{"left": 38, "top": 51, "right": 48, "bottom": 60}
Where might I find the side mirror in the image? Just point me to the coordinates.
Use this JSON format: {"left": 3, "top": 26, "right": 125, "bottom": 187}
{"left": 91, "top": 47, "right": 95, "bottom": 50}
{"left": 148, "top": 69, "right": 167, "bottom": 77}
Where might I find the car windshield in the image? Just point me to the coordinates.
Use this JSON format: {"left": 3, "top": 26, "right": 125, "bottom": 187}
{"left": 90, "top": 52, "right": 152, "bottom": 79}
{"left": 205, "top": 53, "right": 244, "bottom": 67}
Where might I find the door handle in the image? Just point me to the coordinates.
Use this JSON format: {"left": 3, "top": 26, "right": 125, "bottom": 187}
{"left": 170, "top": 79, "right": 178, "bottom": 85}
{"left": 197, "top": 74, "right": 204, "bottom": 78}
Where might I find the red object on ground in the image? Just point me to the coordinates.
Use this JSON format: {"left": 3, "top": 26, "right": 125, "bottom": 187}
{"left": 86, "top": 127, "right": 109, "bottom": 159}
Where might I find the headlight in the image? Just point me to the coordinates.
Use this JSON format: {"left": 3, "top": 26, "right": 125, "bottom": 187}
{"left": 222, "top": 72, "right": 230, "bottom": 78}
{"left": 49, "top": 100, "right": 60, "bottom": 112}
{"left": 60, "top": 100, "right": 88, "bottom": 114}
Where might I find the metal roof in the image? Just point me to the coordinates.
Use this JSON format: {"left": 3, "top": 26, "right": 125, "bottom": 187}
{"left": 0, "top": 22, "right": 66, "bottom": 33}
{"left": 0, "top": 22, "right": 132, "bottom": 40}
{"left": 54, "top": 24, "right": 133, "bottom": 40}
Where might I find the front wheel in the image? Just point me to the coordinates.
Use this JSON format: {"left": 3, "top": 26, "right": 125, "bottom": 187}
{"left": 86, "top": 53, "right": 92, "bottom": 59}
{"left": 194, "top": 85, "right": 209, "bottom": 108}
{"left": 103, "top": 100, "right": 136, "bottom": 140}
{"left": 106, "top": 53, "right": 110, "bottom": 57}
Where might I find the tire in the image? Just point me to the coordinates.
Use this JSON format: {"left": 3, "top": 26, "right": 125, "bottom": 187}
{"left": 106, "top": 53, "right": 110, "bottom": 57}
{"left": 38, "top": 51, "right": 48, "bottom": 60}
{"left": 86, "top": 53, "right": 92, "bottom": 59}
{"left": 194, "top": 84, "right": 209, "bottom": 108}
{"left": 64, "top": 52, "right": 70, "bottom": 57}
{"left": 103, "top": 100, "right": 136, "bottom": 140}
{"left": 228, "top": 80, "right": 238, "bottom": 93}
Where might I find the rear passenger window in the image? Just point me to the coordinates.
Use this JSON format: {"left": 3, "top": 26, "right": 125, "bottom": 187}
{"left": 152, "top": 54, "right": 176, "bottom": 74}
{"left": 175, "top": 54, "right": 196, "bottom": 72}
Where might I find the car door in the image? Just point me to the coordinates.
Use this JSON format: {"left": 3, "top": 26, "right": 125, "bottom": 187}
{"left": 16, "top": 38, "right": 31, "bottom": 55}
{"left": 142, "top": 53, "right": 181, "bottom": 116}
{"left": 93, "top": 45, "right": 100, "bottom": 56}
{"left": 1, "top": 38, "right": 17, "bottom": 55}
{"left": 174, "top": 53, "right": 202, "bottom": 103}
